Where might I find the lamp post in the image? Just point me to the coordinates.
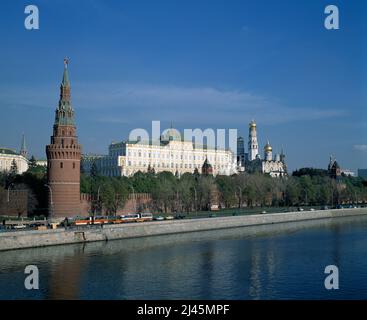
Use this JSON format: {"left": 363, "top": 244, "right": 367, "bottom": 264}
{"left": 130, "top": 186, "right": 136, "bottom": 212}
{"left": 193, "top": 187, "right": 198, "bottom": 217}
{"left": 7, "top": 183, "right": 14, "bottom": 203}
{"left": 96, "top": 185, "right": 103, "bottom": 217}
{"left": 44, "top": 184, "right": 53, "bottom": 221}
{"left": 303, "top": 188, "right": 308, "bottom": 206}
{"left": 237, "top": 186, "right": 242, "bottom": 209}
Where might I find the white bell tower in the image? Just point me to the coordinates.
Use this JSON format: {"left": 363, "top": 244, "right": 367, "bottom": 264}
{"left": 248, "top": 120, "right": 259, "bottom": 161}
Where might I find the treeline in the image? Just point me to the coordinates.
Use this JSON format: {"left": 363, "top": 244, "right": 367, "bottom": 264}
{"left": 2, "top": 160, "right": 367, "bottom": 217}
{"left": 0, "top": 157, "right": 48, "bottom": 216}
{"left": 81, "top": 169, "right": 367, "bottom": 214}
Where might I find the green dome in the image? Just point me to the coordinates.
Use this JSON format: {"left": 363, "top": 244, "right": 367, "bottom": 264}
{"left": 161, "top": 128, "right": 182, "bottom": 141}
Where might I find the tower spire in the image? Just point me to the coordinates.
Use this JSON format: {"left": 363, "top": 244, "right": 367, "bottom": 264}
{"left": 62, "top": 57, "right": 70, "bottom": 86}
{"left": 55, "top": 59, "right": 75, "bottom": 126}
{"left": 20, "top": 133, "right": 27, "bottom": 158}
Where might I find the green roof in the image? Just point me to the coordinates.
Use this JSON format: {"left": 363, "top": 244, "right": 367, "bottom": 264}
{"left": 0, "top": 148, "right": 18, "bottom": 155}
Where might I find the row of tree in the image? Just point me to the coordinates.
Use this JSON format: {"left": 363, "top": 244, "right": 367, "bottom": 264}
{"left": 1, "top": 158, "right": 367, "bottom": 217}
{"left": 81, "top": 167, "right": 367, "bottom": 214}
{"left": 0, "top": 158, "right": 47, "bottom": 216}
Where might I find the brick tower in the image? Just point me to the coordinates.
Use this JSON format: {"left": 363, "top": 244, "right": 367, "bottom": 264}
{"left": 46, "top": 59, "right": 81, "bottom": 218}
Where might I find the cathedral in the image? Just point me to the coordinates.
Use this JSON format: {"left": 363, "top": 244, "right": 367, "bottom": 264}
{"left": 237, "top": 120, "right": 287, "bottom": 177}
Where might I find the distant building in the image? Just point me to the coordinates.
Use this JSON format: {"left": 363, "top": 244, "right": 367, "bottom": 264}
{"left": 239, "top": 120, "right": 287, "bottom": 177}
{"left": 328, "top": 156, "right": 341, "bottom": 179}
{"left": 0, "top": 135, "right": 29, "bottom": 174}
{"left": 341, "top": 169, "right": 356, "bottom": 177}
{"left": 36, "top": 160, "right": 48, "bottom": 167}
{"left": 202, "top": 158, "right": 214, "bottom": 175}
{"left": 82, "top": 128, "right": 237, "bottom": 177}
{"left": 358, "top": 169, "right": 367, "bottom": 179}
{"left": 20, "top": 134, "right": 27, "bottom": 158}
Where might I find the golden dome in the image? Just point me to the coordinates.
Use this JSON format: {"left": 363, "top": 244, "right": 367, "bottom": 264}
{"left": 264, "top": 141, "right": 272, "bottom": 152}
{"left": 249, "top": 120, "right": 256, "bottom": 128}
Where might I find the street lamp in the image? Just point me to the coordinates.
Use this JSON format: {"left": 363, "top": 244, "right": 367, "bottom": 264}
{"left": 303, "top": 188, "right": 308, "bottom": 206}
{"left": 130, "top": 186, "right": 137, "bottom": 212}
{"left": 44, "top": 184, "right": 53, "bottom": 221}
{"left": 7, "top": 183, "right": 14, "bottom": 202}
{"left": 237, "top": 186, "right": 242, "bottom": 209}
{"left": 193, "top": 187, "right": 198, "bottom": 217}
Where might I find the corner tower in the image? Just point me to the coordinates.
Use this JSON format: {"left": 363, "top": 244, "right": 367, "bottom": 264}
{"left": 46, "top": 59, "right": 81, "bottom": 218}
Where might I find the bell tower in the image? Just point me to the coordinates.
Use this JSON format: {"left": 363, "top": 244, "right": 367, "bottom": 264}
{"left": 248, "top": 120, "right": 259, "bottom": 161}
{"left": 46, "top": 59, "right": 81, "bottom": 218}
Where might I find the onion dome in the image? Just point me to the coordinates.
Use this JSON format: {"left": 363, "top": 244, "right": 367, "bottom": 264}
{"left": 249, "top": 120, "right": 256, "bottom": 128}
{"left": 264, "top": 141, "right": 272, "bottom": 152}
{"left": 161, "top": 128, "right": 182, "bottom": 142}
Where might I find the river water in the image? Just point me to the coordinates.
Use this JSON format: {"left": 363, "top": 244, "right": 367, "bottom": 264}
{"left": 1, "top": 214, "right": 367, "bottom": 300}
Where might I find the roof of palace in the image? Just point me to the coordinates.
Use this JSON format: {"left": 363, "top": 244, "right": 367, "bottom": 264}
{"left": 0, "top": 148, "right": 18, "bottom": 155}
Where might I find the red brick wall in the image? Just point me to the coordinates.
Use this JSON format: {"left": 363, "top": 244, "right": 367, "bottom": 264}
{"left": 79, "top": 193, "right": 152, "bottom": 216}
{"left": 0, "top": 190, "right": 28, "bottom": 217}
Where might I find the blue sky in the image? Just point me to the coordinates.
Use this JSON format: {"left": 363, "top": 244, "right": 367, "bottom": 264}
{"left": 0, "top": 0, "right": 366, "bottom": 172}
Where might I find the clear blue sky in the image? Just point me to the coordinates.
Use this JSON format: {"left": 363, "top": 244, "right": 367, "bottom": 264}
{"left": 0, "top": 0, "right": 366, "bottom": 172}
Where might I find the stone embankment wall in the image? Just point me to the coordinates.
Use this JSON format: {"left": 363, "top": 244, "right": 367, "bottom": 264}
{"left": 1, "top": 208, "right": 366, "bottom": 252}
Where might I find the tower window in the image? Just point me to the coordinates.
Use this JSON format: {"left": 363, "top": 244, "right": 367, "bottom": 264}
{"left": 60, "top": 162, "right": 63, "bottom": 169}
{"left": 73, "top": 162, "right": 76, "bottom": 169}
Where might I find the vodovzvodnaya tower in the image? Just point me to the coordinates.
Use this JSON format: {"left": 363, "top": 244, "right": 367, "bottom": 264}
{"left": 46, "top": 59, "right": 81, "bottom": 218}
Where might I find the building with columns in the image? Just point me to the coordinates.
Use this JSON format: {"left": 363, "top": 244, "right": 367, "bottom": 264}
{"left": 46, "top": 60, "right": 82, "bottom": 217}
{"left": 82, "top": 128, "right": 237, "bottom": 177}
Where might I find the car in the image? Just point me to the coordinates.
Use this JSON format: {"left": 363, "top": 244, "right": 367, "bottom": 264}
{"left": 321, "top": 205, "right": 329, "bottom": 210}
{"left": 261, "top": 210, "right": 267, "bottom": 214}
{"left": 310, "top": 208, "right": 315, "bottom": 211}
{"left": 154, "top": 216, "right": 164, "bottom": 221}
{"left": 174, "top": 214, "right": 186, "bottom": 219}
{"left": 297, "top": 207, "right": 304, "bottom": 212}
{"left": 165, "top": 216, "right": 174, "bottom": 220}
{"left": 13, "top": 224, "right": 27, "bottom": 229}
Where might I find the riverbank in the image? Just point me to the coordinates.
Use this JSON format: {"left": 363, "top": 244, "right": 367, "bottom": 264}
{"left": 1, "top": 208, "right": 367, "bottom": 252}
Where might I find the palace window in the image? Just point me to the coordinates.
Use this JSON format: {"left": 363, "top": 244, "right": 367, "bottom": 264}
{"left": 60, "top": 162, "right": 63, "bottom": 169}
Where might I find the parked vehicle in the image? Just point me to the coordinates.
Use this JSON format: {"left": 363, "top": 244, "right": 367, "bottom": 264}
{"left": 174, "top": 214, "right": 186, "bottom": 219}
{"left": 154, "top": 216, "right": 164, "bottom": 221}
{"left": 165, "top": 215, "right": 174, "bottom": 220}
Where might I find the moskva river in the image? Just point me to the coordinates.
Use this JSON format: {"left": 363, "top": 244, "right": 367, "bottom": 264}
{"left": 1, "top": 214, "right": 367, "bottom": 299}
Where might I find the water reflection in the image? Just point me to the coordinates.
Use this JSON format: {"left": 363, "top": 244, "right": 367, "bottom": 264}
{"left": 1, "top": 215, "right": 367, "bottom": 299}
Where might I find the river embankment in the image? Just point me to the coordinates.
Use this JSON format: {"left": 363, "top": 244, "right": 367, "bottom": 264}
{"left": 1, "top": 208, "right": 366, "bottom": 252}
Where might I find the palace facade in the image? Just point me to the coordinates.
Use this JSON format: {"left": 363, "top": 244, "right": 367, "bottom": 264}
{"left": 0, "top": 135, "right": 29, "bottom": 174}
{"left": 82, "top": 128, "right": 237, "bottom": 177}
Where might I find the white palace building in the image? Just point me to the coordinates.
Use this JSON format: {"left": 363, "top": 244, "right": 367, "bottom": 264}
{"left": 82, "top": 128, "right": 237, "bottom": 177}
{"left": 82, "top": 121, "right": 287, "bottom": 178}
